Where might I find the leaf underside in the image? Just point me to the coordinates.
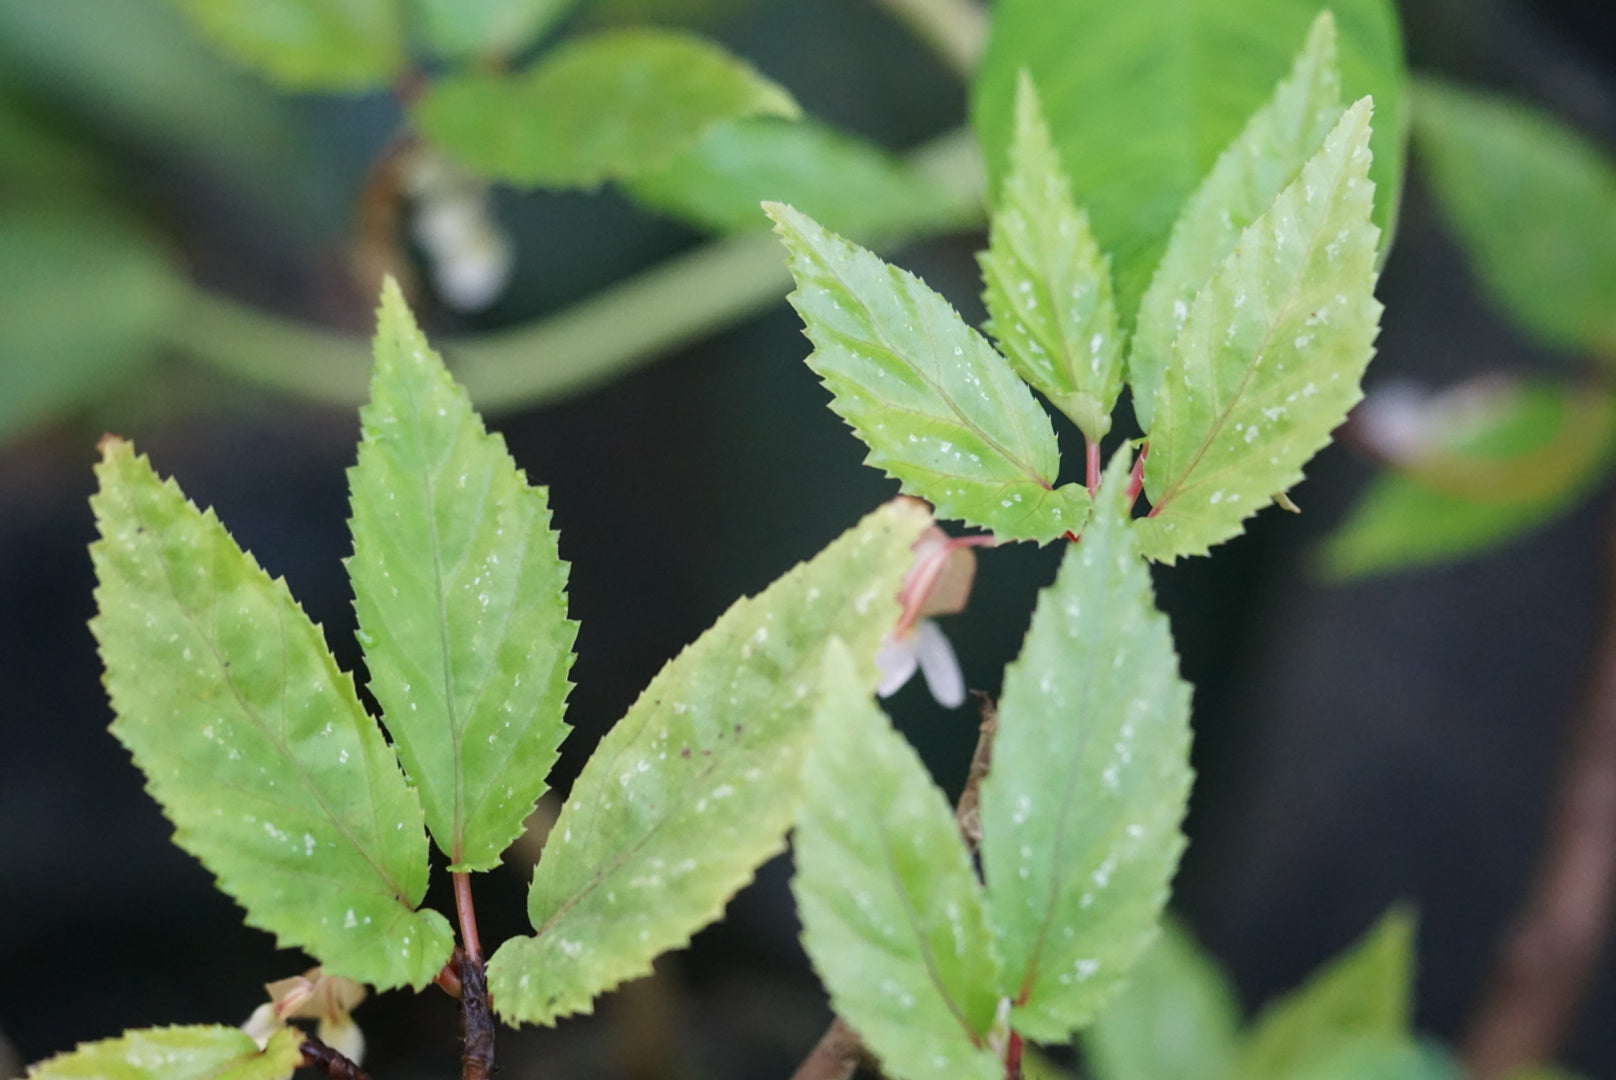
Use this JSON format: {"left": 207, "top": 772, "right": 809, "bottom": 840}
{"left": 980, "top": 456, "right": 1194, "bottom": 1042}
{"left": 1136, "top": 99, "right": 1383, "bottom": 563}
{"left": 768, "top": 201, "right": 1091, "bottom": 543}
{"left": 349, "top": 280, "right": 577, "bottom": 872}
{"left": 91, "top": 438, "right": 452, "bottom": 991}
{"left": 27, "top": 1025, "right": 304, "bottom": 1080}
{"left": 412, "top": 28, "right": 799, "bottom": 188}
{"left": 487, "top": 498, "right": 931, "bottom": 1026}
{"left": 971, "top": 0, "right": 1405, "bottom": 322}
{"left": 793, "top": 641, "right": 1003, "bottom": 1080}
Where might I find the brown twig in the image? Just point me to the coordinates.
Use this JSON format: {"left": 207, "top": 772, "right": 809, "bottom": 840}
{"left": 788, "top": 695, "right": 1003, "bottom": 1080}
{"left": 1461, "top": 509, "right": 1616, "bottom": 1077}
{"left": 457, "top": 947, "right": 497, "bottom": 1080}
{"left": 300, "top": 1035, "right": 373, "bottom": 1080}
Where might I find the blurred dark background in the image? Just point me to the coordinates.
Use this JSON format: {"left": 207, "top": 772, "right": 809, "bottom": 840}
{"left": 2, "top": 0, "right": 1615, "bottom": 1076}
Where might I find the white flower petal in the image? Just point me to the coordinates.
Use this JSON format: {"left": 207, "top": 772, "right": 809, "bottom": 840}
{"left": 874, "top": 633, "right": 919, "bottom": 698}
{"left": 318, "top": 1017, "right": 365, "bottom": 1066}
{"left": 914, "top": 619, "right": 965, "bottom": 708}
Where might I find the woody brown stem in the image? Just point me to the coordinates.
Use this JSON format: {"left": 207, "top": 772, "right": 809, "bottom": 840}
{"left": 458, "top": 948, "right": 497, "bottom": 1080}
{"left": 300, "top": 1036, "right": 372, "bottom": 1080}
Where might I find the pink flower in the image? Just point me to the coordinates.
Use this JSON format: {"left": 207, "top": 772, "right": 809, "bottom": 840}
{"left": 874, "top": 517, "right": 992, "bottom": 708}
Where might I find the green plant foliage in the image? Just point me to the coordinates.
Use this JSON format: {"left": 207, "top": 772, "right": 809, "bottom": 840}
{"left": 90, "top": 438, "right": 454, "bottom": 991}
{"left": 767, "top": 202, "right": 1092, "bottom": 543}
{"left": 1414, "top": 78, "right": 1616, "bottom": 359}
{"left": 487, "top": 498, "right": 930, "bottom": 1025}
{"left": 1136, "top": 100, "right": 1383, "bottom": 563}
{"left": 348, "top": 281, "right": 577, "bottom": 872}
{"left": 168, "top": 0, "right": 405, "bottom": 90}
{"left": 0, "top": 204, "right": 182, "bottom": 442}
{"left": 971, "top": 0, "right": 1405, "bottom": 320}
{"left": 28, "top": 1026, "right": 304, "bottom": 1080}
{"left": 978, "top": 73, "right": 1123, "bottom": 442}
{"left": 412, "top": 28, "right": 799, "bottom": 188}
{"left": 1285, "top": 1039, "right": 1462, "bottom": 1080}
{"left": 1082, "top": 920, "right": 1241, "bottom": 1080}
{"left": 980, "top": 457, "right": 1193, "bottom": 1041}
{"left": 1236, "top": 908, "right": 1415, "bottom": 1079}
{"left": 408, "top": 0, "right": 577, "bottom": 59}
{"left": 1131, "top": 12, "right": 1345, "bottom": 432}
{"left": 793, "top": 641, "right": 1004, "bottom": 1080}
{"left": 1321, "top": 380, "right": 1616, "bottom": 578}
{"left": 625, "top": 118, "right": 967, "bottom": 240}
{"left": 1504, "top": 1067, "right": 1588, "bottom": 1080}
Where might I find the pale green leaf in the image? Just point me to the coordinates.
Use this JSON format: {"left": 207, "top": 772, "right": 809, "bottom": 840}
{"left": 90, "top": 438, "right": 454, "bottom": 991}
{"left": 169, "top": 0, "right": 405, "bottom": 90}
{"left": 488, "top": 499, "right": 931, "bottom": 1025}
{"left": 1414, "top": 79, "right": 1616, "bottom": 359}
{"left": 1320, "top": 380, "right": 1616, "bottom": 578}
{"left": 1131, "top": 12, "right": 1346, "bottom": 432}
{"left": 1082, "top": 920, "right": 1240, "bottom": 1080}
{"left": 971, "top": 0, "right": 1404, "bottom": 320}
{"left": 0, "top": 204, "right": 182, "bottom": 442}
{"left": 28, "top": 1026, "right": 303, "bottom": 1080}
{"left": 1136, "top": 100, "right": 1383, "bottom": 563}
{"left": 412, "top": 28, "right": 799, "bottom": 188}
{"left": 980, "top": 454, "right": 1193, "bottom": 1042}
{"left": 348, "top": 281, "right": 577, "bottom": 872}
{"left": 793, "top": 641, "right": 1003, "bottom": 1080}
{"left": 408, "top": 0, "right": 577, "bottom": 59}
{"left": 1237, "top": 909, "right": 1415, "bottom": 1080}
{"left": 625, "top": 117, "right": 969, "bottom": 240}
{"left": 767, "top": 201, "right": 1091, "bottom": 543}
{"left": 978, "top": 73, "right": 1123, "bottom": 442}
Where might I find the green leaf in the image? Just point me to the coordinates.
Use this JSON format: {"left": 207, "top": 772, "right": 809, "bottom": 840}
{"left": 28, "top": 1026, "right": 304, "bottom": 1080}
{"left": 412, "top": 28, "right": 799, "bottom": 188}
{"left": 1131, "top": 12, "right": 1346, "bottom": 432}
{"left": 793, "top": 641, "right": 1003, "bottom": 1080}
{"left": 980, "top": 454, "right": 1194, "bottom": 1041}
{"left": 1285, "top": 1039, "right": 1463, "bottom": 1080}
{"left": 1414, "top": 78, "right": 1616, "bottom": 359}
{"left": 625, "top": 117, "right": 969, "bottom": 240}
{"left": 90, "top": 438, "right": 454, "bottom": 991}
{"left": 767, "top": 201, "right": 1091, "bottom": 543}
{"left": 408, "top": 0, "right": 577, "bottom": 60}
{"left": 348, "top": 281, "right": 577, "bottom": 872}
{"left": 1320, "top": 380, "right": 1616, "bottom": 578}
{"left": 487, "top": 498, "right": 931, "bottom": 1026}
{"left": 1082, "top": 920, "right": 1240, "bottom": 1080}
{"left": 0, "top": 203, "right": 182, "bottom": 443}
{"left": 168, "top": 0, "right": 405, "bottom": 90}
{"left": 1136, "top": 100, "right": 1383, "bottom": 563}
{"left": 971, "top": 0, "right": 1405, "bottom": 321}
{"left": 1504, "top": 1067, "right": 1588, "bottom": 1080}
{"left": 978, "top": 73, "right": 1123, "bottom": 442}
{"left": 1237, "top": 909, "right": 1415, "bottom": 1080}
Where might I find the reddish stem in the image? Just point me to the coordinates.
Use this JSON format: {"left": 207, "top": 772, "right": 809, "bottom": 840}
{"left": 1126, "top": 443, "right": 1149, "bottom": 512}
{"left": 893, "top": 532, "right": 996, "bottom": 640}
{"left": 301, "top": 1036, "right": 372, "bottom": 1080}
{"left": 434, "top": 962, "right": 464, "bottom": 998}
{"left": 1085, "top": 436, "right": 1102, "bottom": 496}
{"left": 1004, "top": 1031, "right": 1024, "bottom": 1080}
{"left": 453, "top": 870, "right": 483, "bottom": 963}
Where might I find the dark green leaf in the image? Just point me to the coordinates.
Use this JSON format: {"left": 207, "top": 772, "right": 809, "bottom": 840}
{"left": 971, "top": 0, "right": 1405, "bottom": 321}
{"left": 412, "top": 28, "right": 798, "bottom": 188}
{"left": 91, "top": 438, "right": 454, "bottom": 990}
{"left": 768, "top": 201, "right": 1091, "bottom": 543}
{"left": 793, "top": 641, "right": 1003, "bottom": 1080}
{"left": 1414, "top": 78, "right": 1616, "bottom": 358}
